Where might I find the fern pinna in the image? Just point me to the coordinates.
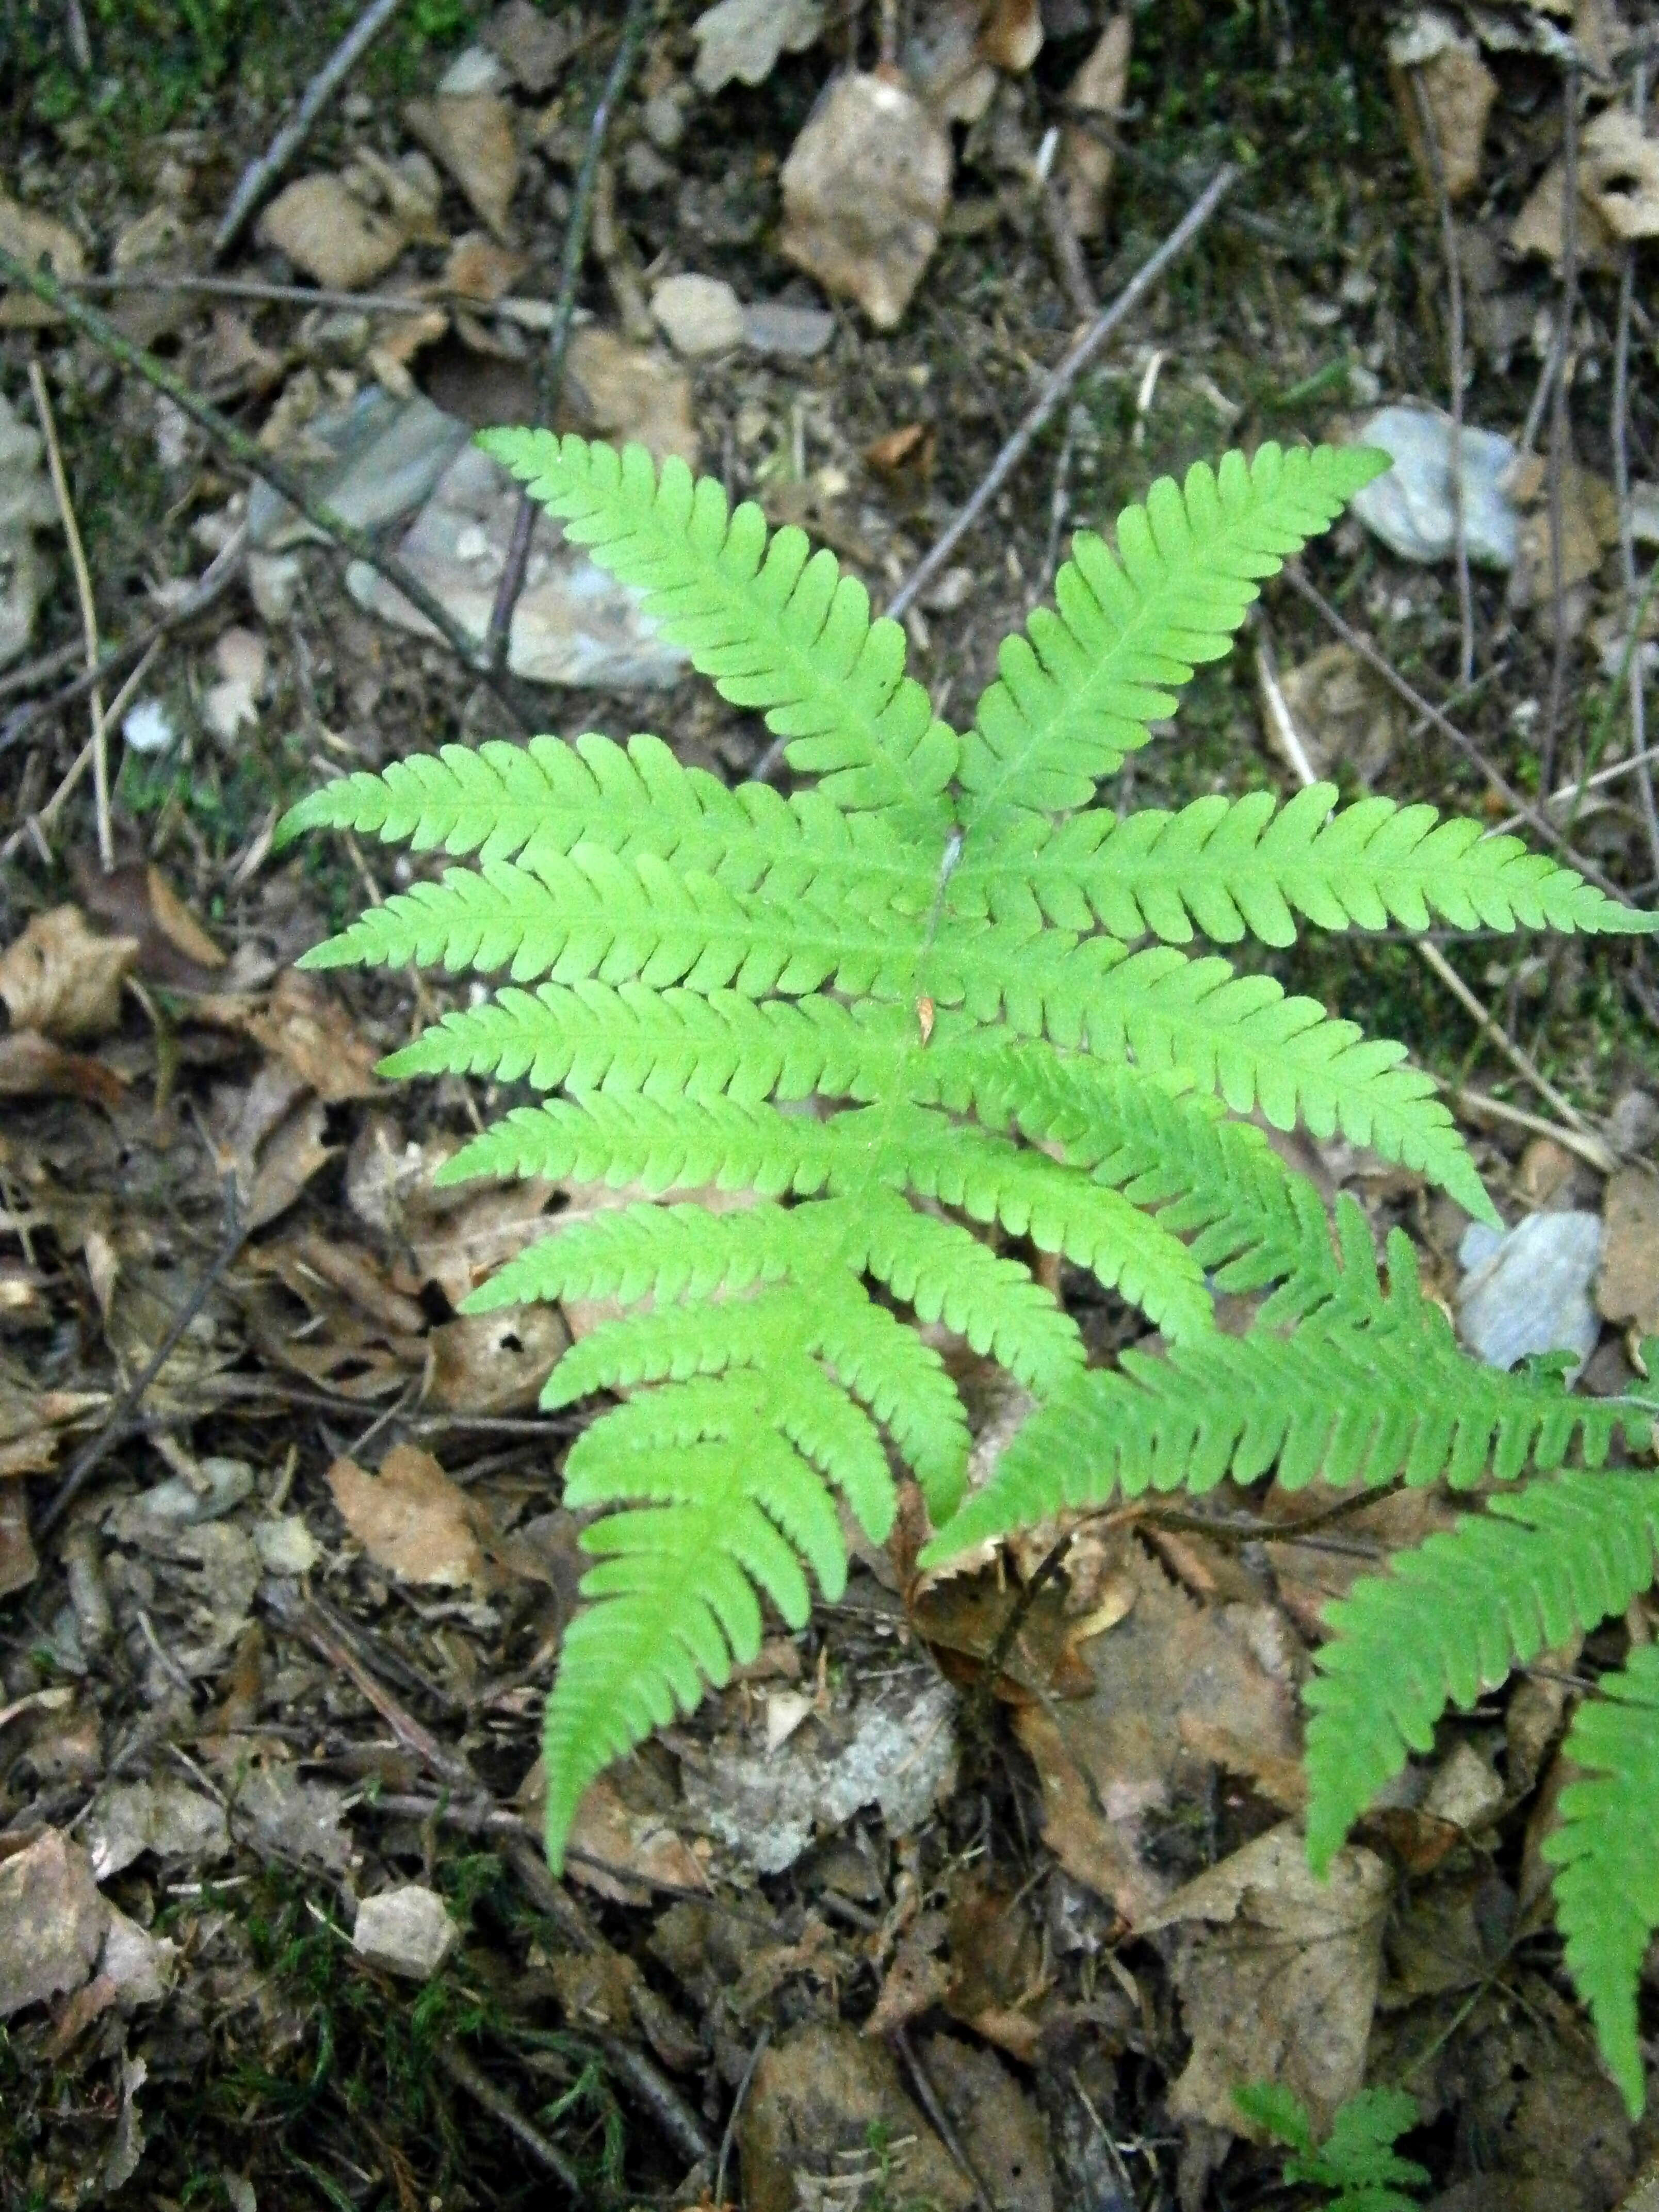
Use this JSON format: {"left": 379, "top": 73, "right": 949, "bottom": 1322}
{"left": 281, "top": 433, "right": 1659, "bottom": 2107}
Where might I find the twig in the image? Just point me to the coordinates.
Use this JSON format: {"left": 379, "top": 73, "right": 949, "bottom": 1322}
{"left": 36, "top": 1175, "right": 245, "bottom": 1540}
{"left": 1456, "top": 1084, "right": 1617, "bottom": 1175}
{"left": 597, "top": 2036, "right": 715, "bottom": 2170}
{"left": 714, "top": 2026, "right": 771, "bottom": 2208}
{"left": 963, "top": 1533, "right": 1074, "bottom": 1744}
{"left": 0, "top": 636, "right": 81, "bottom": 703}
{"left": 28, "top": 362, "right": 113, "bottom": 870}
{"left": 1610, "top": 53, "right": 1659, "bottom": 885}
{"left": 886, "top": 162, "right": 1238, "bottom": 623}
{"left": 213, "top": 0, "right": 409, "bottom": 257}
{"left": 486, "top": 0, "right": 654, "bottom": 677}
{"left": 64, "top": 0, "right": 92, "bottom": 71}
{"left": 892, "top": 2026, "right": 997, "bottom": 2212}
{"left": 61, "top": 269, "right": 567, "bottom": 327}
{"left": 1494, "top": 742, "right": 1659, "bottom": 837}
{"left": 1410, "top": 69, "right": 1474, "bottom": 688}
{"left": 1282, "top": 565, "right": 1636, "bottom": 907}
{"left": 1539, "top": 63, "right": 1581, "bottom": 797}
{"left": 0, "top": 247, "right": 533, "bottom": 732}
{"left": 436, "top": 2045, "right": 586, "bottom": 2199}
{"left": 13, "top": 637, "right": 161, "bottom": 864}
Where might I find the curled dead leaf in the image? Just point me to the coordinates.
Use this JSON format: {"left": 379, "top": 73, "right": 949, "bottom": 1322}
{"left": 1062, "top": 14, "right": 1132, "bottom": 241}
{"left": 327, "top": 1443, "right": 487, "bottom": 1588}
{"left": 0, "top": 907, "right": 136, "bottom": 1042}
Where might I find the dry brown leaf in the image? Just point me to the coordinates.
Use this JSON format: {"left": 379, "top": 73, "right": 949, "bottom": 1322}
{"left": 944, "top": 1872, "right": 1046, "bottom": 2062}
{"left": 403, "top": 93, "right": 521, "bottom": 241}
{"left": 0, "top": 907, "right": 136, "bottom": 1042}
{"left": 779, "top": 72, "right": 953, "bottom": 331}
{"left": 78, "top": 864, "right": 226, "bottom": 989}
{"left": 1599, "top": 1168, "right": 1659, "bottom": 1336}
{"left": 243, "top": 1095, "right": 335, "bottom": 1231}
{"left": 1141, "top": 1823, "right": 1389, "bottom": 2138}
{"left": 563, "top": 1777, "right": 710, "bottom": 1906}
{"left": 242, "top": 968, "right": 381, "bottom": 1102}
{"left": 1511, "top": 104, "right": 1659, "bottom": 272}
{"left": 914, "top": 2035, "right": 1055, "bottom": 2212}
{"left": 692, "top": 0, "right": 825, "bottom": 94}
{"left": 562, "top": 327, "right": 698, "bottom": 467}
{"left": 1507, "top": 456, "right": 1619, "bottom": 606}
{"left": 426, "top": 1305, "right": 571, "bottom": 1414}
{"left": 327, "top": 1443, "right": 486, "bottom": 1588}
{"left": 1062, "top": 14, "right": 1132, "bottom": 241}
{"left": 977, "top": 0, "right": 1043, "bottom": 72}
{"left": 0, "top": 191, "right": 87, "bottom": 328}
{"left": 0, "top": 1030, "right": 125, "bottom": 1109}
{"left": 1392, "top": 43, "right": 1498, "bottom": 203}
{"left": 1278, "top": 641, "right": 1403, "bottom": 788}
{"left": 0, "top": 1831, "right": 107, "bottom": 2019}
{"left": 0, "top": 1488, "right": 36, "bottom": 1599}
{"left": 442, "top": 231, "right": 527, "bottom": 301}
{"left": 256, "top": 175, "right": 410, "bottom": 290}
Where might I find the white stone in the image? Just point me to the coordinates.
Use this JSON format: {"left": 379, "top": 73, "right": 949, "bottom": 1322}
{"left": 352, "top": 1885, "right": 457, "bottom": 1980}
{"left": 741, "top": 300, "right": 836, "bottom": 358}
{"left": 253, "top": 1514, "right": 321, "bottom": 1577}
{"left": 247, "top": 550, "right": 303, "bottom": 625}
{"left": 651, "top": 272, "right": 745, "bottom": 359}
{"left": 1349, "top": 404, "right": 1519, "bottom": 570}
{"left": 1457, "top": 1209, "right": 1602, "bottom": 1379}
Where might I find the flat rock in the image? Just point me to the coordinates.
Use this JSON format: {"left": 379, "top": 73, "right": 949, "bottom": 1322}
{"left": 1457, "top": 1209, "right": 1603, "bottom": 1378}
{"left": 87, "top": 1779, "right": 232, "bottom": 1879}
{"left": 353, "top": 1885, "right": 457, "bottom": 1979}
{"left": 482, "top": 0, "right": 581, "bottom": 94}
{"left": 741, "top": 299, "right": 836, "bottom": 357}
{"left": 1349, "top": 404, "right": 1518, "bottom": 568}
{"left": 248, "top": 388, "right": 471, "bottom": 550}
{"left": 403, "top": 92, "right": 519, "bottom": 241}
{"left": 650, "top": 272, "right": 745, "bottom": 359}
{"left": 346, "top": 442, "right": 689, "bottom": 690}
{"left": 779, "top": 71, "right": 952, "bottom": 330}
{"left": 0, "top": 1830, "right": 107, "bottom": 2018}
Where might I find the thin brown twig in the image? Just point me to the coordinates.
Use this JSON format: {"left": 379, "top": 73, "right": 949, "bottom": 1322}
{"left": 436, "top": 2044, "right": 587, "bottom": 2199}
{"left": 1410, "top": 69, "right": 1474, "bottom": 688}
{"left": 13, "top": 636, "right": 162, "bottom": 864}
{"left": 486, "top": 0, "right": 654, "bottom": 677}
{"left": 213, "top": 0, "right": 409, "bottom": 256}
{"left": 962, "top": 1533, "right": 1074, "bottom": 1744}
{"left": 1610, "top": 52, "right": 1659, "bottom": 885}
{"left": 1539, "top": 63, "right": 1581, "bottom": 796}
{"left": 714, "top": 2026, "right": 771, "bottom": 2208}
{"left": 885, "top": 162, "right": 1238, "bottom": 625}
{"left": 28, "top": 361, "right": 113, "bottom": 870}
{"left": 892, "top": 2025, "right": 997, "bottom": 2212}
{"left": 1282, "top": 565, "right": 1636, "bottom": 906}
{"left": 36, "top": 1175, "right": 245, "bottom": 1540}
{"left": 61, "top": 269, "right": 570, "bottom": 327}
{"left": 0, "top": 247, "right": 533, "bottom": 731}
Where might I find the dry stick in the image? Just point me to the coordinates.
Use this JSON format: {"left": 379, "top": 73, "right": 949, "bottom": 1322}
{"left": 885, "top": 161, "right": 1239, "bottom": 623}
{"left": 1539, "top": 63, "right": 1582, "bottom": 798}
{"left": 485, "top": 0, "right": 654, "bottom": 678}
{"left": 1609, "top": 53, "right": 1659, "bottom": 885}
{"left": 36, "top": 1176, "right": 245, "bottom": 1541}
{"left": 1281, "top": 565, "right": 1636, "bottom": 907}
{"left": 1, "top": 523, "right": 247, "bottom": 759}
{"left": 436, "top": 2046, "right": 586, "bottom": 2200}
{"left": 13, "top": 637, "right": 162, "bottom": 864}
{"left": 1456, "top": 1084, "right": 1617, "bottom": 1175}
{"left": 28, "top": 361, "right": 113, "bottom": 870}
{"left": 213, "top": 0, "right": 409, "bottom": 256}
{"left": 893, "top": 2026, "right": 997, "bottom": 2212}
{"left": 1494, "top": 743, "right": 1659, "bottom": 838}
{"left": 1411, "top": 69, "right": 1475, "bottom": 689}
{"left": 1255, "top": 633, "right": 1605, "bottom": 1147}
{"left": 713, "top": 2026, "right": 771, "bottom": 2209}
{"left": 0, "top": 245, "right": 532, "bottom": 733}
{"left": 62, "top": 269, "right": 566, "bottom": 326}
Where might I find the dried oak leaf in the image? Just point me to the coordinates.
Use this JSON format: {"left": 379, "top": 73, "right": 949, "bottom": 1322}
{"left": 1062, "top": 14, "right": 1132, "bottom": 241}
{"left": 257, "top": 174, "right": 410, "bottom": 291}
{"left": 242, "top": 968, "right": 380, "bottom": 1102}
{"left": 692, "top": 0, "right": 826, "bottom": 93}
{"left": 0, "top": 1030, "right": 125, "bottom": 1108}
{"left": 0, "top": 1831, "right": 107, "bottom": 2018}
{"left": 0, "top": 191, "right": 87, "bottom": 328}
{"left": 0, "top": 906, "right": 136, "bottom": 1042}
{"left": 327, "top": 1442, "right": 486, "bottom": 1588}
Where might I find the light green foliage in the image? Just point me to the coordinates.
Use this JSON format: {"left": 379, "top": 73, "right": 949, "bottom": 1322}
{"left": 282, "top": 432, "right": 1659, "bottom": 2103}
{"left": 1234, "top": 2082, "right": 1427, "bottom": 2209}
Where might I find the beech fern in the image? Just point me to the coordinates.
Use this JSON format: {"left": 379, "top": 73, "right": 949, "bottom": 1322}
{"left": 282, "top": 432, "right": 1659, "bottom": 2110}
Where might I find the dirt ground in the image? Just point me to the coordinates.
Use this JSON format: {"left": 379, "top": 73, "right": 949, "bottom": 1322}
{"left": 3, "top": 2, "right": 1659, "bottom": 2206}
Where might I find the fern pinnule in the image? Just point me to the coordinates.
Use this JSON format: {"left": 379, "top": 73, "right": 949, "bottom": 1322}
{"left": 1543, "top": 1644, "right": 1659, "bottom": 2117}
{"left": 1304, "top": 1473, "right": 1659, "bottom": 1875}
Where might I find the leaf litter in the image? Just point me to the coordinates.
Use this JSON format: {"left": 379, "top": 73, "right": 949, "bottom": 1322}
{"left": 3, "top": 0, "right": 1659, "bottom": 2204}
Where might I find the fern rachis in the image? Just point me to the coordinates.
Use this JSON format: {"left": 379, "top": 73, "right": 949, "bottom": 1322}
{"left": 284, "top": 429, "right": 1659, "bottom": 2112}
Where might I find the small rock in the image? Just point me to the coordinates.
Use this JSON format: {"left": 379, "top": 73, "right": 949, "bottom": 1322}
{"left": 622, "top": 141, "right": 675, "bottom": 196}
{"left": 1611, "top": 1087, "right": 1659, "bottom": 1156}
{"left": 641, "top": 90, "right": 687, "bottom": 152}
{"left": 403, "top": 92, "right": 521, "bottom": 242}
{"left": 121, "top": 699, "right": 177, "bottom": 756}
{"left": 0, "top": 1831, "right": 107, "bottom": 2018}
{"left": 651, "top": 272, "right": 745, "bottom": 358}
{"left": 481, "top": 0, "right": 581, "bottom": 94}
{"left": 1423, "top": 1741, "right": 1505, "bottom": 1832}
{"left": 256, "top": 174, "right": 409, "bottom": 291}
{"left": 779, "top": 71, "right": 953, "bottom": 330}
{"left": 247, "top": 549, "right": 303, "bottom": 625}
{"left": 106, "top": 1456, "right": 255, "bottom": 1535}
{"left": 253, "top": 1514, "right": 321, "bottom": 1577}
{"left": 1457, "top": 1210, "right": 1602, "bottom": 1378}
{"left": 740, "top": 299, "right": 836, "bottom": 358}
{"left": 437, "top": 44, "right": 509, "bottom": 95}
{"left": 1598, "top": 1169, "right": 1659, "bottom": 1338}
{"left": 693, "top": 0, "right": 825, "bottom": 94}
{"left": 248, "top": 388, "right": 470, "bottom": 550}
{"left": 352, "top": 1885, "right": 457, "bottom": 1979}
{"left": 1349, "top": 404, "right": 1519, "bottom": 569}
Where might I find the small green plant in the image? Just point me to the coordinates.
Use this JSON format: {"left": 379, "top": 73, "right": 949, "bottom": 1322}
{"left": 1234, "top": 2083, "right": 1427, "bottom": 2209}
{"left": 280, "top": 432, "right": 1659, "bottom": 2110}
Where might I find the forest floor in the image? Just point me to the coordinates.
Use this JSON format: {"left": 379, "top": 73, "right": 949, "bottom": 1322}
{"left": 3, "top": 2, "right": 1659, "bottom": 2207}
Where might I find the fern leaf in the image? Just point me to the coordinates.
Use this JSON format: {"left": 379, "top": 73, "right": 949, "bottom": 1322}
{"left": 924, "top": 1235, "right": 1650, "bottom": 1564}
{"left": 956, "top": 443, "right": 1389, "bottom": 826}
{"left": 1543, "top": 1643, "right": 1659, "bottom": 2117}
{"left": 1302, "top": 1473, "right": 1659, "bottom": 1877}
{"left": 480, "top": 431, "right": 958, "bottom": 827}
{"left": 464, "top": 1198, "right": 812, "bottom": 1311}
{"left": 1086, "top": 946, "right": 1495, "bottom": 1221}
{"left": 959, "top": 784, "right": 1658, "bottom": 946}
{"left": 300, "top": 848, "right": 928, "bottom": 998}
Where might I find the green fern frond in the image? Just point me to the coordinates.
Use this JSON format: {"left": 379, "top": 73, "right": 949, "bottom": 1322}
{"left": 958, "top": 783, "right": 1655, "bottom": 946}
{"left": 956, "top": 442, "right": 1389, "bottom": 827}
{"left": 480, "top": 431, "right": 958, "bottom": 831}
{"left": 1086, "top": 947, "right": 1494, "bottom": 1220}
{"left": 464, "top": 1197, "right": 806, "bottom": 1310}
{"left": 923, "top": 1223, "right": 1649, "bottom": 1563}
{"left": 1543, "top": 1643, "right": 1659, "bottom": 2117}
{"left": 1236, "top": 2083, "right": 1426, "bottom": 2209}
{"left": 1303, "top": 1473, "right": 1659, "bottom": 1876}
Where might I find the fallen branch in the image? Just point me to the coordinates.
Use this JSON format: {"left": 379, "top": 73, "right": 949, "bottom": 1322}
{"left": 61, "top": 269, "right": 568, "bottom": 327}
{"left": 212, "top": 0, "right": 409, "bottom": 257}
{"left": 436, "top": 2045, "right": 587, "bottom": 2199}
{"left": 485, "top": 0, "right": 654, "bottom": 676}
{"left": 0, "top": 243, "right": 533, "bottom": 731}
{"left": 27, "top": 362, "right": 113, "bottom": 870}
